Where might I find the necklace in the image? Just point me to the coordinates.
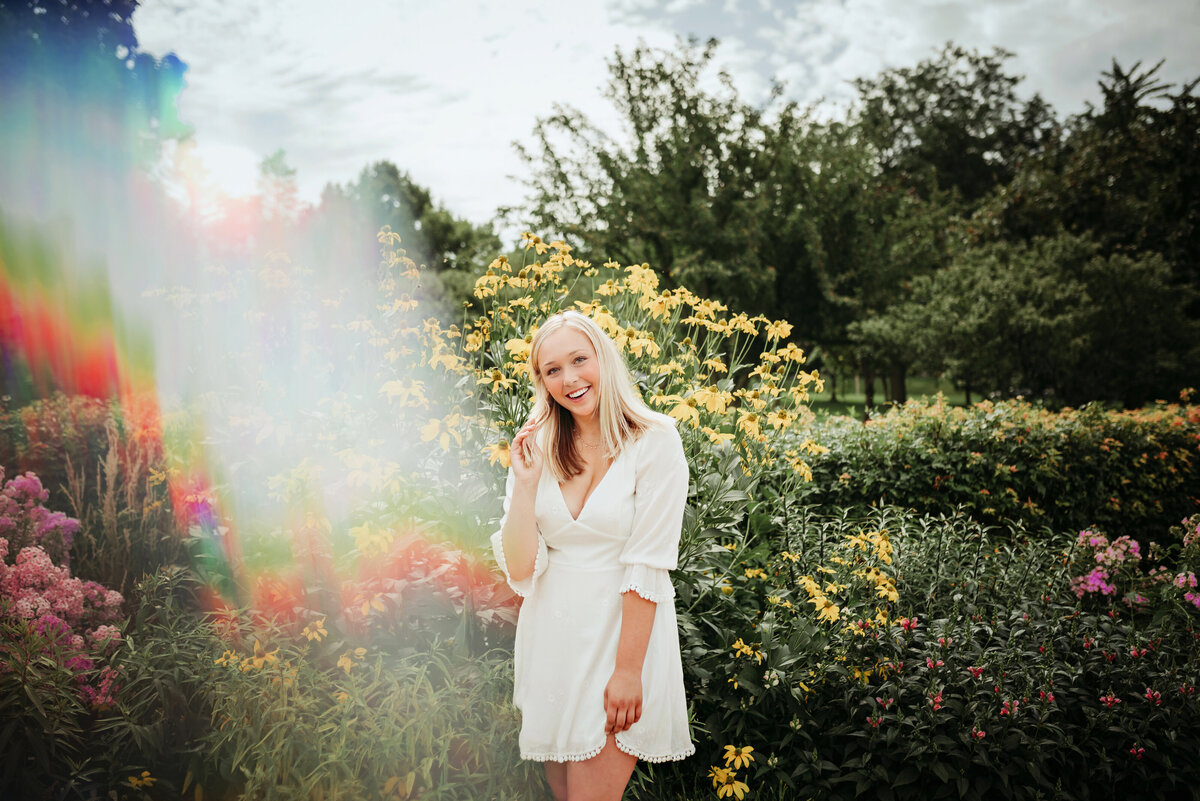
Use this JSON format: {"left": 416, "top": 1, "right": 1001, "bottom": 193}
{"left": 576, "top": 435, "right": 605, "bottom": 450}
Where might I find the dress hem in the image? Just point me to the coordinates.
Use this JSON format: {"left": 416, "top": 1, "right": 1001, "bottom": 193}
{"left": 521, "top": 738, "right": 696, "bottom": 764}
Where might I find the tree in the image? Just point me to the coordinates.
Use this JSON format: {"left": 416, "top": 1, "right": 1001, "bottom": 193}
{"left": 510, "top": 38, "right": 799, "bottom": 314}
{"left": 853, "top": 43, "right": 1057, "bottom": 203}
{"left": 880, "top": 232, "right": 1199, "bottom": 406}
{"left": 303, "top": 162, "right": 500, "bottom": 313}
{"left": 981, "top": 60, "right": 1200, "bottom": 300}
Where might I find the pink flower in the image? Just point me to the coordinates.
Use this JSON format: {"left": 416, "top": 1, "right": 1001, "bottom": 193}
{"left": 1144, "top": 688, "right": 1162, "bottom": 706}
{"left": 967, "top": 666, "right": 984, "bottom": 678}
{"left": 926, "top": 657, "right": 944, "bottom": 669}
{"left": 971, "top": 728, "right": 986, "bottom": 740}
{"left": 1129, "top": 744, "right": 1145, "bottom": 760}
{"left": 1039, "top": 690, "right": 1055, "bottom": 703}
{"left": 1000, "top": 700, "right": 1018, "bottom": 716}
{"left": 929, "top": 691, "right": 943, "bottom": 711}
{"left": 1100, "top": 693, "right": 1122, "bottom": 708}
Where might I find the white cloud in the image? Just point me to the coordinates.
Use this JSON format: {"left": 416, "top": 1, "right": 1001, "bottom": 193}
{"left": 134, "top": 0, "right": 1200, "bottom": 226}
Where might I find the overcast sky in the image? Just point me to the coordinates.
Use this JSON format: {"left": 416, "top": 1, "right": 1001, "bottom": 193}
{"left": 133, "top": 0, "right": 1200, "bottom": 227}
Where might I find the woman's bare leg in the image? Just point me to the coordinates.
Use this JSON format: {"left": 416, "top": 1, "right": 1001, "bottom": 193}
{"left": 545, "top": 761, "right": 568, "bottom": 801}
{"left": 566, "top": 734, "right": 637, "bottom": 801}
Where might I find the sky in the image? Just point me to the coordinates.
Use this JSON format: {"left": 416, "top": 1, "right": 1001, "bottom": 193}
{"left": 133, "top": 0, "right": 1200, "bottom": 227}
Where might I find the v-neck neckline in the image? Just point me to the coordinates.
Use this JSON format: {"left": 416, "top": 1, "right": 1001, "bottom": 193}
{"left": 557, "top": 448, "right": 622, "bottom": 522}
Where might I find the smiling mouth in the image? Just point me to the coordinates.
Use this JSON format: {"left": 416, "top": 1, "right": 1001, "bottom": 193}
{"left": 567, "top": 386, "right": 590, "bottom": 400}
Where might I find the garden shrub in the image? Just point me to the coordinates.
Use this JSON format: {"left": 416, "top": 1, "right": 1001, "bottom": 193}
{"left": 0, "top": 391, "right": 181, "bottom": 598}
{"left": 0, "top": 473, "right": 126, "bottom": 800}
{"left": 643, "top": 507, "right": 1200, "bottom": 800}
{"left": 792, "top": 396, "right": 1200, "bottom": 543}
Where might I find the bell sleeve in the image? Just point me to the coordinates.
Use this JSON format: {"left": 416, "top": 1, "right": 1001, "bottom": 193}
{"left": 489, "top": 468, "right": 549, "bottom": 598}
{"left": 618, "top": 421, "right": 690, "bottom": 603}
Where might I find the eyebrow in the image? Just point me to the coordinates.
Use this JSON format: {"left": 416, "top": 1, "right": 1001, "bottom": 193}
{"left": 540, "top": 349, "right": 589, "bottom": 368}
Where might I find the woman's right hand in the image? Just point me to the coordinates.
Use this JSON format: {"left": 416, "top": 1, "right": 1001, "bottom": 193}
{"left": 511, "top": 418, "right": 544, "bottom": 486}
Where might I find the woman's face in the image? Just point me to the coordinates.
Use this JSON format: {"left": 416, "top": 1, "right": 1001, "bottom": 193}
{"left": 537, "top": 326, "right": 602, "bottom": 422}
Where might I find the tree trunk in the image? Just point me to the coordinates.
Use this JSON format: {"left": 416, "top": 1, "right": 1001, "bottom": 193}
{"left": 890, "top": 365, "right": 908, "bottom": 405}
{"left": 862, "top": 361, "right": 876, "bottom": 418}
{"left": 830, "top": 370, "right": 838, "bottom": 403}
{"left": 964, "top": 379, "right": 972, "bottom": 406}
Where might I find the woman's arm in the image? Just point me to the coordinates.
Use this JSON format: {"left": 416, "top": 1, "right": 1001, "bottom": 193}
{"left": 604, "top": 591, "right": 656, "bottom": 734}
{"left": 501, "top": 420, "right": 543, "bottom": 582}
{"left": 500, "top": 481, "right": 540, "bottom": 581}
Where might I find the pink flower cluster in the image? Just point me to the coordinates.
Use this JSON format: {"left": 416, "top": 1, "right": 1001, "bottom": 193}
{"left": 1071, "top": 567, "right": 1116, "bottom": 599}
{"left": 0, "top": 542, "right": 122, "bottom": 631}
{"left": 0, "top": 472, "right": 125, "bottom": 711}
{"left": 0, "top": 470, "right": 80, "bottom": 566}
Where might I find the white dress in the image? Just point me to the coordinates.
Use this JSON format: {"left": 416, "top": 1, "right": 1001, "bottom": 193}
{"left": 490, "top": 412, "right": 696, "bottom": 763}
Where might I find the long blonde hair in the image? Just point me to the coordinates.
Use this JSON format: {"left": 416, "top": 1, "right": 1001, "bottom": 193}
{"left": 528, "top": 310, "right": 662, "bottom": 482}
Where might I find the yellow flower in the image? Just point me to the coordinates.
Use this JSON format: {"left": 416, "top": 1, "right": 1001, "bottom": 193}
{"left": 302, "top": 617, "right": 328, "bottom": 642}
{"left": 723, "top": 744, "right": 756, "bottom": 769}
{"left": 214, "top": 649, "right": 239, "bottom": 667}
{"left": 333, "top": 690, "right": 349, "bottom": 703}
{"left": 709, "top": 765, "right": 733, "bottom": 788}
{"left": 764, "top": 320, "right": 792, "bottom": 340}
{"left": 420, "top": 414, "right": 464, "bottom": 451}
{"left": 477, "top": 369, "right": 516, "bottom": 393}
{"left": 127, "top": 771, "right": 156, "bottom": 789}
{"left": 379, "top": 379, "right": 428, "bottom": 407}
{"left": 811, "top": 596, "right": 841, "bottom": 623}
{"left": 702, "top": 427, "right": 734, "bottom": 446}
{"left": 428, "top": 350, "right": 467, "bottom": 372}
{"left": 337, "top": 647, "right": 368, "bottom": 674}
{"left": 358, "top": 592, "right": 386, "bottom": 616}
{"left": 351, "top": 521, "right": 395, "bottom": 558}
{"left": 484, "top": 439, "right": 512, "bottom": 468}
{"left": 464, "top": 330, "right": 485, "bottom": 352}
{"left": 718, "top": 777, "right": 749, "bottom": 799}
{"left": 730, "top": 638, "right": 756, "bottom": 658}
{"left": 694, "top": 385, "right": 734, "bottom": 414}
{"left": 766, "top": 409, "right": 793, "bottom": 430}
{"left": 744, "top": 568, "right": 766, "bottom": 580}
{"left": 780, "top": 342, "right": 806, "bottom": 363}
{"left": 505, "top": 336, "right": 532, "bottom": 362}
{"left": 790, "top": 457, "right": 813, "bottom": 481}
{"left": 666, "top": 396, "right": 701, "bottom": 428}
{"left": 737, "top": 412, "right": 761, "bottom": 438}
{"left": 702, "top": 357, "right": 728, "bottom": 373}
{"left": 692, "top": 298, "right": 726, "bottom": 320}
{"left": 729, "top": 313, "right": 758, "bottom": 335}
{"left": 247, "top": 639, "right": 279, "bottom": 670}
{"left": 625, "top": 262, "right": 660, "bottom": 294}
{"left": 388, "top": 294, "right": 418, "bottom": 312}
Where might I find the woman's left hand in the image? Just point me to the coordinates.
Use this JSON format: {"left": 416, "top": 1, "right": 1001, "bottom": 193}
{"left": 603, "top": 668, "right": 642, "bottom": 734}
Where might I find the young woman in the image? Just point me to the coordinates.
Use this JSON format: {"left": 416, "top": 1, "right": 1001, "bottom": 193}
{"left": 490, "top": 310, "right": 694, "bottom": 800}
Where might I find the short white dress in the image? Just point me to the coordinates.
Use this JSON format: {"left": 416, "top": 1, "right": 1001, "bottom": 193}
{"left": 490, "top": 411, "right": 696, "bottom": 763}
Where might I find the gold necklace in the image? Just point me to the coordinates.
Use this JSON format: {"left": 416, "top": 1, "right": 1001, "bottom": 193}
{"left": 576, "top": 435, "right": 604, "bottom": 450}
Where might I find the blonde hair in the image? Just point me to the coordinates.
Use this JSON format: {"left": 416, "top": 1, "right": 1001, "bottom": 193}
{"left": 528, "top": 310, "right": 662, "bottom": 482}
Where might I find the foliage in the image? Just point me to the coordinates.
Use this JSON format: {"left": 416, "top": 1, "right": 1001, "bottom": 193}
{"left": 0, "top": 392, "right": 181, "bottom": 599}
{"left": 306, "top": 160, "right": 502, "bottom": 311}
{"left": 852, "top": 43, "right": 1056, "bottom": 203}
{"left": 0, "top": 475, "right": 126, "bottom": 800}
{"left": 648, "top": 506, "right": 1200, "bottom": 800}
{"left": 981, "top": 60, "right": 1200, "bottom": 295}
{"left": 792, "top": 395, "right": 1200, "bottom": 543}
{"left": 874, "top": 231, "right": 1200, "bottom": 405}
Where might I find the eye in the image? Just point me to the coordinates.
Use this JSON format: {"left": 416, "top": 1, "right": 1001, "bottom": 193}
{"left": 546, "top": 366, "right": 559, "bottom": 376}
{"left": 574, "top": 356, "right": 586, "bottom": 364}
